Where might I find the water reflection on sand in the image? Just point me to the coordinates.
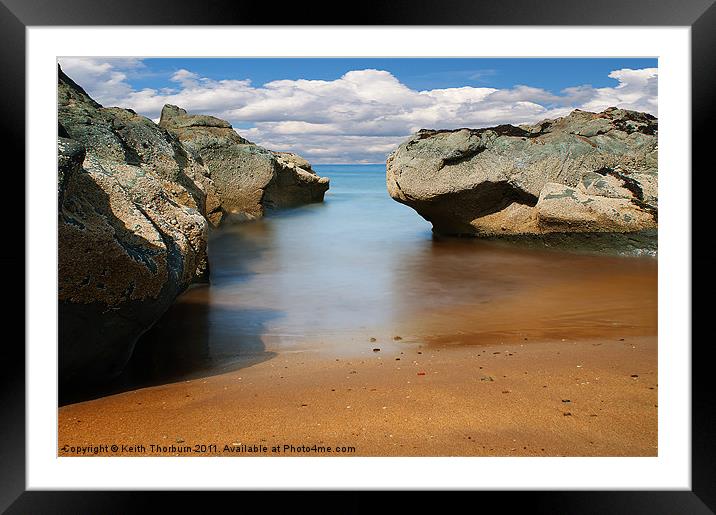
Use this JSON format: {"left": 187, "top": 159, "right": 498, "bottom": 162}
{"left": 130, "top": 165, "right": 656, "bottom": 385}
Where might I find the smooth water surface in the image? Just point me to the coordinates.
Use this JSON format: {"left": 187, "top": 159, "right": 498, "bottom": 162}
{"left": 126, "top": 164, "right": 657, "bottom": 387}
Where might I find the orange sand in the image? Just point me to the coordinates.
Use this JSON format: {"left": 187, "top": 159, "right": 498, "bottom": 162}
{"left": 59, "top": 246, "right": 657, "bottom": 457}
{"left": 58, "top": 335, "right": 656, "bottom": 457}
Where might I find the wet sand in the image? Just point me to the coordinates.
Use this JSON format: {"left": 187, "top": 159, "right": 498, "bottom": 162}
{"left": 58, "top": 254, "right": 658, "bottom": 457}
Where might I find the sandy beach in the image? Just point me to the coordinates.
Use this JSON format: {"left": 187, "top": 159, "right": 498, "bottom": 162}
{"left": 58, "top": 332, "right": 656, "bottom": 457}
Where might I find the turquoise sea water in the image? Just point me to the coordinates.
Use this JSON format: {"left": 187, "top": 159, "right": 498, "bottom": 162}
{"left": 204, "top": 164, "right": 435, "bottom": 341}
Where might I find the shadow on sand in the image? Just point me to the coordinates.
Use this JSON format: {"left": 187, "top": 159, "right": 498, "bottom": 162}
{"left": 59, "top": 223, "right": 286, "bottom": 406}
{"left": 59, "top": 290, "right": 283, "bottom": 406}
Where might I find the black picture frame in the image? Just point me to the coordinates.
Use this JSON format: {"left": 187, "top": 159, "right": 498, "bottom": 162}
{"left": 3, "top": 0, "right": 714, "bottom": 512}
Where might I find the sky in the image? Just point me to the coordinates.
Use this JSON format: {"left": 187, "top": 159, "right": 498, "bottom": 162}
{"left": 58, "top": 58, "right": 658, "bottom": 164}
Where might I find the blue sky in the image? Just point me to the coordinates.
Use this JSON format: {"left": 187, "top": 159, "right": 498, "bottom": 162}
{"left": 59, "top": 58, "right": 658, "bottom": 163}
{"left": 133, "top": 58, "right": 657, "bottom": 93}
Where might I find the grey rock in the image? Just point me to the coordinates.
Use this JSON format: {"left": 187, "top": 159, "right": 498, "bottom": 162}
{"left": 387, "top": 108, "right": 658, "bottom": 237}
{"left": 160, "top": 104, "right": 329, "bottom": 220}
{"left": 58, "top": 66, "right": 215, "bottom": 388}
{"left": 273, "top": 151, "right": 315, "bottom": 173}
{"left": 537, "top": 182, "right": 655, "bottom": 233}
{"left": 57, "top": 136, "right": 84, "bottom": 206}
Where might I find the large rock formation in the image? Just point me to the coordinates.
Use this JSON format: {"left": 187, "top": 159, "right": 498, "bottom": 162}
{"left": 58, "top": 68, "right": 331, "bottom": 391}
{"left": 386, "top": 108, "right": 658, "bottom": 237}
{"left": 58, "top": 67, "right": 218, "bottom": 388}
{"left": 159, "top": 105, "right": 329, "bottom": 220}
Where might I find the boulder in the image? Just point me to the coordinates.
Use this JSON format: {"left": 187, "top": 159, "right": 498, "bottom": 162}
{"left": 159, "top": 104, "right": 329, "bottom": 220}
{"left": 386, "top": 108, "right": 658, "bottom": 237}
{"left": 58, "top": 66, "right": 216, "bottom": 388}
{"left": 273, "top": 151, "right": 314, "bottom": 172}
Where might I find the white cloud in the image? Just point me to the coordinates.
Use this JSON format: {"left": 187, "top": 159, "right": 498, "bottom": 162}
{"left": 58, "top": 57, "right": 145, "bottom": 107}
{"left": 170, "top": 68, "right": 201, "bottom": 87}
{"left": 58, "top": 59, "right": 658, "bottom": 164}
{"left": 579, "top": 68, "right": 658, "bottom": 114}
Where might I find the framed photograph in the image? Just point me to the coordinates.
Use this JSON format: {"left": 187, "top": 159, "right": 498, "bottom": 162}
{"left": 5, "top": 0, "right": 715, "bottom": 511}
